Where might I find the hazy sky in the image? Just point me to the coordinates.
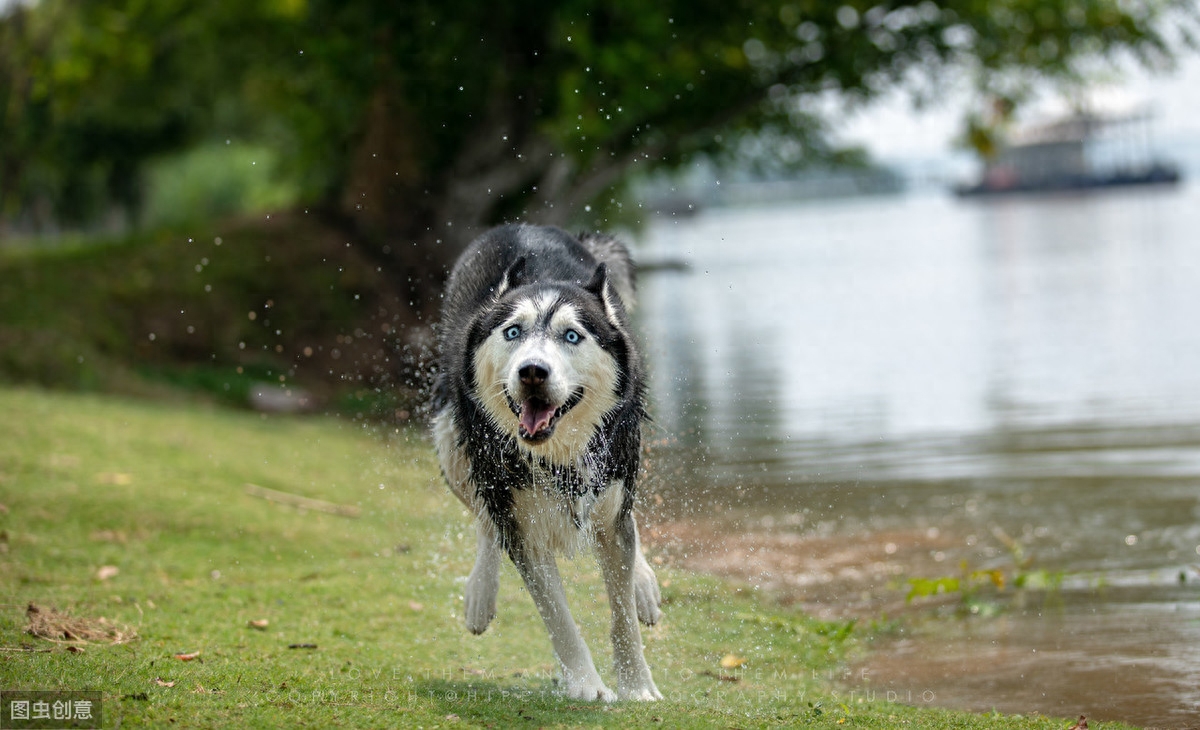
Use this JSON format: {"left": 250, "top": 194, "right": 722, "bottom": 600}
{"left": 840, "top": 52, "right": 1200, "bottom": 161}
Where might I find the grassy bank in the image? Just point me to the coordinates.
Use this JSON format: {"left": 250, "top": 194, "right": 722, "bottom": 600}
{"left": 0, "top": 388, "right": 1126, "bottom": 728}
{"left": 0, "top": 216, "right": 422, "bottom": 416}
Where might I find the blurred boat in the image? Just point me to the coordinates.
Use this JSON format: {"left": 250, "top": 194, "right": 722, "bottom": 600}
{"left": 955, "top": 110, "right": 1181, "bottom": 197}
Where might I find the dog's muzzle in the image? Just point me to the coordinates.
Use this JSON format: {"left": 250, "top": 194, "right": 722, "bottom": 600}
{"left": 507, "top": 362, "right": 584, "bottom": 443}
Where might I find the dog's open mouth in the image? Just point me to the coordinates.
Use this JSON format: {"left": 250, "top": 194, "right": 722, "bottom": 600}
{"left": 508, "top": 389, "right": 584, "bottom": 443}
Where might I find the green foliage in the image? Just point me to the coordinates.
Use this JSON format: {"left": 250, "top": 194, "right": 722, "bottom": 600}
{"left": 141, "top": 143, "right": 300, "bottom": 230}
{"left": 0, "top": 0, "right": 310, "bottom": 233}
{"left": 1, "top": 0, "right": 1192, "bottom": 242}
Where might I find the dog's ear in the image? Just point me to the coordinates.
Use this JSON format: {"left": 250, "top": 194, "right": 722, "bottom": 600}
{"left": 584, "top": 262, "right": 608, "bottom": 297}
{"left": 495, "top": 256, "right": 527, "bottom": 298}
{"left": 585, "top": 263, "right": 624, "bottom": 328}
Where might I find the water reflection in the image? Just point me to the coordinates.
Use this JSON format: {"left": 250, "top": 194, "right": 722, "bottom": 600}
{"left": 635, "top": 186, "right": 1200, "bottom": 726}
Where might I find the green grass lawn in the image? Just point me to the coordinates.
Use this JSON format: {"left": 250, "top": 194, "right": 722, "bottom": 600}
{"left": 0, "top": 388, "right": 1125, "bottom": 729}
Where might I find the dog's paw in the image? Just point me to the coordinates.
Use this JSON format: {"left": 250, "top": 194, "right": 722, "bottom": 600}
{"left": 619, "top": 683, "right": 663, "bottom": 702}
{"left": 633, "top": 557, "right": 662, "bottom": 626}
{"left": 616, "top": 662, "right": 662, "bottom": 701}
{"left": 562, "top": 673, "right": 617, "bottom": 702}
{"left": 463, "top": 568, "right": 499, "bottom": 634}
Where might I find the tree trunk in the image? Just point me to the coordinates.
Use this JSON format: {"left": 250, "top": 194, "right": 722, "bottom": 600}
{"left": 339, "top": 83, "right": 423, "bottom": 237}
{"left": 335, "top": 80, "right": 652, "bottom": 323}
{"left": 336, "top": 79, "right": 452, "bottom": 321}
{"left": 337, "top": 81, "right": 568, "bottom": 319}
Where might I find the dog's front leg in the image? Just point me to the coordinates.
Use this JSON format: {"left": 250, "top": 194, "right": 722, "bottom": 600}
{"left": 630, "top": 521, "right": 662, "bottom": 626}
{"left": 595, "top": 511, "right": 662, "bottom": 701}
{"left": 464, "top": 519, "right": 501, "bottom": 634}
{"left": 511, "top": 549, "right": 615, "bottom": 702}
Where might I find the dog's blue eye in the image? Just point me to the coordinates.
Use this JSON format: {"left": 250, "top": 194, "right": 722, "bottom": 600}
{"left": 564, "top": 329, "right": 581, "bottom": 344}
{"left": 504, "top": 325, "right": 521, "bottom": 341}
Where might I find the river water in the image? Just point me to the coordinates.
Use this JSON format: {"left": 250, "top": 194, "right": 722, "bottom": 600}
{"left": 634, "top": 184, "right": 1200, "bottom": 727}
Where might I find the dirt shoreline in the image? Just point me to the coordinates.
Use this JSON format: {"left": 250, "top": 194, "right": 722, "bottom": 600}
{"left": 643, "top": 517, "right": 965, "bottom": 620}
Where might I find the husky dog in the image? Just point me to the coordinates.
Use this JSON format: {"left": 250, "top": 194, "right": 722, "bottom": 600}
{"left": 431, "top": 223, "right": 662, "bottom": 701}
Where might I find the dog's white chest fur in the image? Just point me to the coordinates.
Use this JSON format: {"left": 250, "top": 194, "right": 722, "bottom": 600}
{"left": 511, "top": 466, "right": 623, "bottom": 560}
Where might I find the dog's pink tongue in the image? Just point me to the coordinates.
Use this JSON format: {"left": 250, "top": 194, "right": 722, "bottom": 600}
{"left": 520, "top": 399, "right": 555, "bottom": 435}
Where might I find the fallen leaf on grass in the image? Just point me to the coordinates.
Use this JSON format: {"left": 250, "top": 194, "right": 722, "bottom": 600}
{"left": 96, "top": 565, "right": 120, "bottom": 581}
{"left": 174, "top": 651, "right": 201, "bottom": 661}
{"left": 247, "top": 619, "right": 269, "bottom": 630}
{"left": 154, "top": 678, "right": 176, "bottom": 688}
{"left": 408, "top": 601, "right": 424, "bottom": 612}
{"left": 25, "top": 603, "right": 137, "bottom": 645}
{"left": 719, "top": 653, "right": 747, "bottom": 669}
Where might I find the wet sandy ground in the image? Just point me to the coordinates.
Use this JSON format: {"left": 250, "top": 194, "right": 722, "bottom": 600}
{"left": 642, "top": 518, "right": 1200, "bottom": 728}
{"left": 644, "top": 517, "right": 961, "bottom": 619}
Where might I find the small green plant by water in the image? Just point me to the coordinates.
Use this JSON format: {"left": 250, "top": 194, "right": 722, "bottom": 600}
{"left": 904, "top": 531, "right": 1066, "bottom": 617}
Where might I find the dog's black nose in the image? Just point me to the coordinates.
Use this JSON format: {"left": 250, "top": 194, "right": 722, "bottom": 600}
{"left": 519, "top": 362, "right": 549, "bottom": 387}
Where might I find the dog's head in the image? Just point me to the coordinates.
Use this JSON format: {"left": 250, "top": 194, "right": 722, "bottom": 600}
{"left": 471, "top": 259, "right": 628, "bottom": 461}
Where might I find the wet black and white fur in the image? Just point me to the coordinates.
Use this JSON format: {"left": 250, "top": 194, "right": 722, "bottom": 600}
{"left": 431, "top": 224, "right": 662, "bottom": 701}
